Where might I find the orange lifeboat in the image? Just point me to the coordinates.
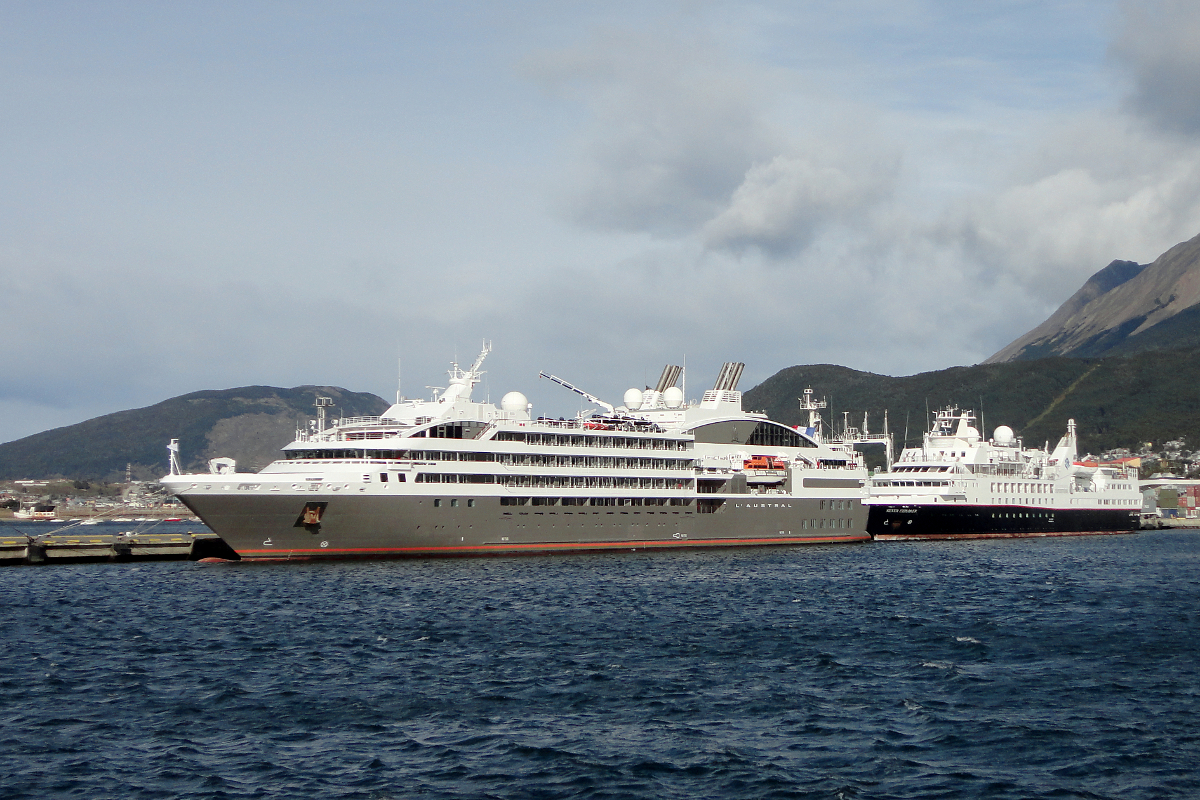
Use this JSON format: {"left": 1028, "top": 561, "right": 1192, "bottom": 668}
{"left": 744, "top": 455, "right": 787, "bottom": 470}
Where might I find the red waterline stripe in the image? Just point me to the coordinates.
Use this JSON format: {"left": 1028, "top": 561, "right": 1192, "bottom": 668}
{"left": 236, "top": 534, "right": 869, "bottom": 555}
{"left": 873, "top": 530, "right": 1137, "bottom": 541}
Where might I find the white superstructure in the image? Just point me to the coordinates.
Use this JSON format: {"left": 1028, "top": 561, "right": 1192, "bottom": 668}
{"left": 865, "top": 407, "right": 1141, "bottom": 539}
{"left": 161, "top": 345, "right": 873, "bottom": 560}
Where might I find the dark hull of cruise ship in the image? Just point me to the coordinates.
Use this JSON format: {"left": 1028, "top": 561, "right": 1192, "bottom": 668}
{"left": 180, "top": 493, "right": 870, "bottom": 560}
{"left": 867, "top": 503, "right": 1140, "bottom": 540}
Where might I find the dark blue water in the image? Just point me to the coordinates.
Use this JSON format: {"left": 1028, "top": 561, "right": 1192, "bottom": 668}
{"left": 2, "top": 530, "right": 1198, "bottom": 799}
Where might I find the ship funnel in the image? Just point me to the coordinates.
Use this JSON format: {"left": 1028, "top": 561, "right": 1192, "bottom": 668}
{"left": 712, "top": 362, "right": 745, "bottom": 391}
{"left": 654, "top": 365, "right": 683, "bottom": 394}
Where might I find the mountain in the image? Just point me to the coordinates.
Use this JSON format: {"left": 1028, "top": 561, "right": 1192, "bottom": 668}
{"left": 8, "top": 345, "right": 1199, "bottom": 482}
{"left": 743, "top": 348, "right": 1200, "bottom": 457}
{"left": 987, "top": 232, "right": 1200, "bottom": 362}
{"left": 0, "top": 386, "right": 389, "bottom": 481}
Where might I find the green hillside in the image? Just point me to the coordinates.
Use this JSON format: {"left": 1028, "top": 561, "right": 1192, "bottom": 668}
{"left": 743, "top": 349, "right": 1200, "bottom": 456}
{"left": 0, "top": 386, "right": 389, "bottom": 481}
{"left": 3, "top": 348, "right": 1195, "bottom": 481}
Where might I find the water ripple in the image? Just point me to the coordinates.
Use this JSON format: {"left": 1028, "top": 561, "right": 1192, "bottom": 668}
{"left": 1, "top": 527, "right": 1198, "bottom": 798}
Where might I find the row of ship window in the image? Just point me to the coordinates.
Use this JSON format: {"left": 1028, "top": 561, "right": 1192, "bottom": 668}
{"left": 875, "top": 480, "right": 949, "bottom": 488}
{"left": 285, "top": 449, "right": 692, "bottom": 469}
{"left": 496, "top": 454, "right": 691, "bottom": 469}
{"left": 805, "top": 519, "right": 855, "bottom": 529}
{"left": 500, "top": 497, "right": 692, "bottom": 507}
{"left": 318, "top": 422, "right": 812, "bottom": 452}
{"left": 422, "top": 497, "right": 853, "bottom": 530}
{"left": 432, "top": 498, "right": 476, "bottom": 508}
{"left": 991, "top": 482, "right": 1052, "bottom": 493}
{"left": 493, "top": 431, "right": 688, "bottom": 450}
{"left": 428, "top": 497, "right": 691, "bottom": 509}
{"left": 415, "top": 473, "right": 693, "bottom": 490}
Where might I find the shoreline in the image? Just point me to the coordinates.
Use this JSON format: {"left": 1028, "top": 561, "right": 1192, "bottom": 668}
{"left": 0, "top": 509, "right": 198, "bottom": 522}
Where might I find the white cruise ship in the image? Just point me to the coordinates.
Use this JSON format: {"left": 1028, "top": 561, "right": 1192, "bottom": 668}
{"left": 865, "top": 407, "right": 1140, "bottom": 539}
{"left": 160, "top": 344, "right": 873, "bottom": 560}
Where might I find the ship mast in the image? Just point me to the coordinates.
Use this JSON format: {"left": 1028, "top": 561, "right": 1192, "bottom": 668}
{"left": 437, "top": 340, "right": 491, "bottom": 404}
{"left": 799, "top": 388, "right": 827, "bottom": 443}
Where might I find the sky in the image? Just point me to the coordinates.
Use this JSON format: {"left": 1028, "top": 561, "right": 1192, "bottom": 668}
{"left": 4, "top": 0, "right": 1200, "bottom": 445}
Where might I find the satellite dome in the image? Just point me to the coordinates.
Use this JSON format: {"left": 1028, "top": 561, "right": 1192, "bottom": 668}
{"left": 623, "top": 388, "right": 643, "bottom": 410}
{"left": 501, "top": 391, "right": 528, "bottom": 413}
{"left": 993, "top": 425, "right": 1014, "bottom": 445}
{"left": 208, "top": 457, "right": 237, "bottom": 475}
{"left": 663, "top": 386, "right": 684, "bottom": 409}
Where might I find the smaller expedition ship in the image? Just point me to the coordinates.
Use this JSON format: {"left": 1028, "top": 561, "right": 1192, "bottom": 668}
{"left": 865, "top": 407, "right": 1140, "bottom": 539}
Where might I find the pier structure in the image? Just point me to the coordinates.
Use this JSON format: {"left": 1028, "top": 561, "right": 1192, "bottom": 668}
{"left": 0, "top": 530, "right": 237, "bottom": 565}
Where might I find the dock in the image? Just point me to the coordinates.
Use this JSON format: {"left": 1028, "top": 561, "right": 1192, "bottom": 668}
{"left": 0, "top": 530, "right": 238, "bottom": 565}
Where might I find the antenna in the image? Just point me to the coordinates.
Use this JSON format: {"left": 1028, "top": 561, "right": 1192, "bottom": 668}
{"left": 466, "top": 340, "right": 492, "bottom": 378}
{"left": 397, "top": 357, "right": 402, "bottom": 404}
{"left": 884, "top": 410, "right": 893, "bottom": 470}
{"left": 315, "top": 396, "right": 334, "bottom": 432}
{"left": 798, "top": 388, "right": 827, "bottom": 442}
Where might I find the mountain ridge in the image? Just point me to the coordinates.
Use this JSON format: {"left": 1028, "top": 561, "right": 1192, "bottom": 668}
{"left": 987, "top": 232, "right": 1200, "bottom": 362}
{"left": 743, "top": 348, "right": 1200, "bottom": 457}
{"left": 5, "top": 347, "right": 1200, "bottom": 481}
{"left": 0, "top": 385, "right": 389, "bottom": 481}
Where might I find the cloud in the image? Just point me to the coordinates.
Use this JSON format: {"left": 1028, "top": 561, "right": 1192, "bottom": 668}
{"left": 703, "top": 149, "right": 898, "bottom": 256}
{"left": 526, "top": 27, "right": 781, "bottom": 235}
{"left": 12, "top": 2, "right": 1200, "bottom": 448}
{"left": 530, "top": 24, "right": 903, "bottom": 261}
{"left": 1111, "top": 0, "right": 1200, "bottom": 136}
{"left": 932, "top": 120, "right": 1200, "bottom": 305}
{"left": 512, "top": 10, "right": 1200, "bottom": 380}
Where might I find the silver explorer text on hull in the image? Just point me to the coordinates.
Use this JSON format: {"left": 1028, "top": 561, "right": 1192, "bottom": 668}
{"left": 161, "top": 344, "right": 873, "bottom": 560}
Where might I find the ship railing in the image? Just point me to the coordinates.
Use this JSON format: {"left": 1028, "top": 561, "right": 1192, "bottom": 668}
{"left": 1098, "top": 466, "right": 1136, "bottom": 480}
{"left": 293, "top": 429, "right": 402, "bottom": 444}
{"left": 529, "top": 416, "right": 666, "bottom": 434}
{"left": 338, "top": 430, "right": 406, "bottom": 441}
{"left": 533, "top": 417, "right": 583, "bottom": 429}
{"left": 339, "top": 416, "right": 386, "bottom": 427}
